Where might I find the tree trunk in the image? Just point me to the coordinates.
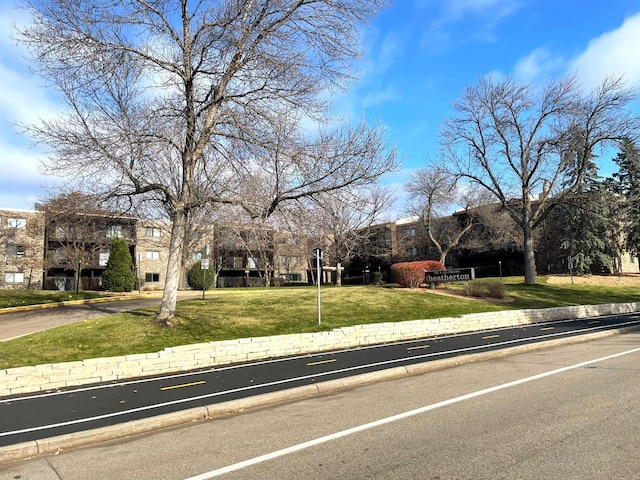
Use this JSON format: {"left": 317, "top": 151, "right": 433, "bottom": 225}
{"left": 157, "top": 210, "right": 188, "bottom": 325}
{"left": 523, "top": 224, "right": 537, "bottom": 284}
{"left": 439, "top": 252, "right": 446, "bottom": 267}
{"left": 75, "top": 263, "right": 81, "bottom": 293}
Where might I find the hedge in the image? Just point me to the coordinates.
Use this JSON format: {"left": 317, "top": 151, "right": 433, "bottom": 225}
{"left": 390, "top": 260, "right": 446, "bottom": 288}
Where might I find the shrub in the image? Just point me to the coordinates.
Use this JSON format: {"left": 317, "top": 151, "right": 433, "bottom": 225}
{"left": 390, "top": 260, "right": 446, "bottom": 288}
{"left": 468, "top": 279, "right": 506, "bottom": 299}
{"left": 102, "top": 238, "right": 135, "bottom": 292}
{"left": 187, "top": 261, "right": 215, "bottom": 290}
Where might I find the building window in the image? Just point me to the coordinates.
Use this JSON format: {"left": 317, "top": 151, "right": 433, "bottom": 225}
{"left": 145, "top": 272, "right": 160, "bottom": 282}
{"left": 99, "top": 251, "right": 110, "bottom": 267}
{"left": 145, "top": 227, "right": 161, "bottom": 237}
{"left": 55, "top": 226, "right": 68, "bottom": 238}
{"left": 192, "top": 252, "right": 202, "bottom": 261}
{"left": 279, "top": 255, "right": 301, "bottom": 266}
{"left": 6, "top": 244, "right": 25, "bottom": 256}
{"left": 5, "top": 272, "right": 25, "bottom": 283}
{"left": 406, "top": 247, "right": 417, "bottom": 257}
{"left": 405, "top": 227, "right": 416, "bottom": 237}
{"left": 146, "top": 251, "right": 160, "bottom": 260}
{"left": 384, "top": 232, "right": 392, "bottom": 247}
{"left": 7, "top": 218, "right": 26, "bottom": 228}
{"left": 106, "top": 225, "right": 123, "bottom": 238}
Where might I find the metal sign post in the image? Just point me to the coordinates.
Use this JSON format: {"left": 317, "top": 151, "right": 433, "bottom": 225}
{"left": 201, "top": 245, "right": 210, "bottom": 300}
{"left": 568, "top": 256, "right": 574, "bottom": 285}
{"left": 137, "top": 252, "right": 142, "bottom": 294}
{"left": 314, "top": 248, "right": 322, "bottom": 325}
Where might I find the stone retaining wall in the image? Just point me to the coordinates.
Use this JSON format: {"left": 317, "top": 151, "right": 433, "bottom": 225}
{"left": 2, "top": 302, "right": 639, "bottom": 397}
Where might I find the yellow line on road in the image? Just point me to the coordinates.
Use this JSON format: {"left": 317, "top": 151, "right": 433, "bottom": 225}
{"left": 482, "top": 334, "right": 500, "bottom": 339}
{"left": 540, "top": 327, "right": 555, "bottom": 331}
{"left": 160, "top": 381, "right": 206, "bottom": 391}
{"left": 307, "top": 359, "right": 337, "bottom": 366}
{"left": 407, "top": 345, "right": 430, "bottom": 351}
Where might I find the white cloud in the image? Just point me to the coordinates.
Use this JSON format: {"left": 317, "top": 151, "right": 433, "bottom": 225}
{"left": 419, "top": 0, "right": 522, "bottom": 51}
{"left": 570, "top": 12, "right": 640, "bottom": 90}
{"left": 0, "top": 3, "right": 62, "bottom": 209}
{"left": 362, "top": 85, "right": 400, "bottom": 109}
{"left": 361, "top": 31, "right": 404, "bottom": 80}
{"left": 443, "top": 0, "right": 521, "bottom": 22}
{"left": 513, "top": 48, "right": 565, "bottom": 83}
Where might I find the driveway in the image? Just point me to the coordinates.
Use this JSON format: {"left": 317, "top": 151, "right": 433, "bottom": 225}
{"left": 0, "top": 292, "right": 201, "bottom": 341}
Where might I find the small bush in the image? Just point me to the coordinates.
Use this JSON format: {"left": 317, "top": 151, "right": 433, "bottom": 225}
{"left": 187, "top": 262, "right": 215, "bottom": 290}
{"left": 468, "top": 280, "right": 506, "bottom": 299}
{"left": 390, "top": 260, "right": 446, "bottom": 288}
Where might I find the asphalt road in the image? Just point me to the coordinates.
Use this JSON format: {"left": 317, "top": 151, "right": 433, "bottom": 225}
{"left": 2, "top": 331, "right": 639, "bottom": 479}
{"left": 2, "top": 312, "right": 639, "bottom": 449}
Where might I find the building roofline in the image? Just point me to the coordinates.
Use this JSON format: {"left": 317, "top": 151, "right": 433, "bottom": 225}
{"left": 0, "top": 207, "right": 38, "bottom": 214}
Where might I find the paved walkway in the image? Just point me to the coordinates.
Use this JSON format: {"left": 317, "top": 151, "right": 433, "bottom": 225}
{"left": 0, "top": 292, "right": 201, "bottom": 341}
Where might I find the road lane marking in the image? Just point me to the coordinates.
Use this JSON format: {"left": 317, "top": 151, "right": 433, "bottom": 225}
{"left": 3, "top": 323, "right": 640, "bottom": 439}
{"left": 588, "top": 321, "right": 600, "bottom": 324}
{"left": 540, "top": 327, "right": 555, "bottom": 331}
{"left": 184, "top": 346, "right": 640, "bottom": 479}
{"left": 161, "top": 381, "right": 206, "bottom": 391}
{"left": 482, "top": 334, "right": 500, "bottom": 339}
{"left": 407, "top": 345, "right": 430, "bottom": 351}
{"left": 307, "top": 359, "right": 337, "bottom": 366}
{"left": 5, "top": 313, "right": 638, "bottom": 404}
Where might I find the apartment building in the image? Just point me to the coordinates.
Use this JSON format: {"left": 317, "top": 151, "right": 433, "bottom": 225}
{"left": 0, "top": 208, "right": 45, "bottom": 289}
{"left": 0, "top": 207, "right": 308, "bottom": 290}
{"left": 44, "top": 210, "right": 138, "bottom": 290}
{"left": 357, "top": 206, "right": 639, "bottom": 278}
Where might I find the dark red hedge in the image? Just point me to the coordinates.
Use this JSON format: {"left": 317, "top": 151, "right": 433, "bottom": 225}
{"left": 390, "top": 260, "right": 446, "bottom": 288}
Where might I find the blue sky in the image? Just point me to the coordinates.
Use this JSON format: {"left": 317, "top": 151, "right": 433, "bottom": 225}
{"left": 1, "top": 0, "right": 640, "bottom": 214}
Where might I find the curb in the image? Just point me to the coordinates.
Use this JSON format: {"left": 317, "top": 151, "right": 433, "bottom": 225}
{"left": 0, "top": 296, "right": 145, "bottom": 314}
{"left": 1, "top": 326, "right": 634, "bottom": 465}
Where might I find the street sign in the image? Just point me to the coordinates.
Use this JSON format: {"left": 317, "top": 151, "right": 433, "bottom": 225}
{"left": 201, "top": 259, "right": 210, "bottom": 270}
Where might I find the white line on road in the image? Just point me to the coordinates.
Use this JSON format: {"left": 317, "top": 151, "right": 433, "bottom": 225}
{"left": 184, "top": 346, "right": 640, "bottom": 479}
{"left": 4, "top": 320, "right": 640, "bottom": 437}
{"left": 4, "top": 314, "right": 638, "bottom": 404}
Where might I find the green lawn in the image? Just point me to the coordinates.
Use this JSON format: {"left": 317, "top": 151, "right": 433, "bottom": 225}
{"left": 1, "top": 278, "right": 640, "bottom": 370}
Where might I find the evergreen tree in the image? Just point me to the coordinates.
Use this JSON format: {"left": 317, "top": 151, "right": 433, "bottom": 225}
{"left": 187, "top": 261, "right": 215, "bottom": 290}
{"left": 611, "top": 138, "right": 640, "bottom": 257}
{"left": 558, "top": 155, "right": 616, "bottom": 274}
{"left": 102, "top": 237, "right": 135, "bottom": 292}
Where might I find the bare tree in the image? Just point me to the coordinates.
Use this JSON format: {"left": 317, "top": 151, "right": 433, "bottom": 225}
{"left": 16, "top": 0, "right": 398, "bottom": 324}
{"left": 440, "top": 75, "right": 639, "bottom": 284}
{"left": 280, "top": 185, "right": 393, "bottom": 284}
{"left": 405, "top": 165, "right": 487, "bottom": 266}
